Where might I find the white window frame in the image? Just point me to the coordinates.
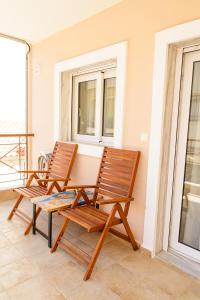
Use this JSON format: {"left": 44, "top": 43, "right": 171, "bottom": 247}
{"left": 72, "top": 68, "right": 116, "bottom": 145}
{"left": 54, "top": 42, "right": 127, "bottom": 157}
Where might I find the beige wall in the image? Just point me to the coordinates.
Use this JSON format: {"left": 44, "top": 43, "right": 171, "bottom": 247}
{"left": 31, "top": 0, "right": 200, "bottom": 245}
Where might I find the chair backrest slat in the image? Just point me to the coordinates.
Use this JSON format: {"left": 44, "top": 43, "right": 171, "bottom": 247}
{"left": 48, "top": 142, "right": 78, "bottom": 180}
{"left": 96, "top": 147, "right": 140, "bottom": 198}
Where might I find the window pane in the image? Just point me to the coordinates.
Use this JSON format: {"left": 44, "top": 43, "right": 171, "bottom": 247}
{"left": 78, "top": 80, "right": 96, "bottom": 136}
{"left": 179, "top": 61, "right": 200, "bottom": 250}
{"left": 102, "top": 77, "right": 116, "bottom": 137}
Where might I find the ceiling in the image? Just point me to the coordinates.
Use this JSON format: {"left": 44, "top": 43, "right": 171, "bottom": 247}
{"left": 0, "top": 0, "right": 122, "bottom": 43}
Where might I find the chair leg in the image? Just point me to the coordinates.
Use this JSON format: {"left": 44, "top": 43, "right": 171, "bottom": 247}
{"left": 117, "top": 204, "right": 139, "bottom": 250}
{"left": 83, "top": 205, "right": 117, "bottom": 281}
{"left": 7, "top": 195, "right": 23, "bottom": 220}
{"left": 24, "top": 207, "right": 42, "bottom": 235}
{"left": 51, "top": 217, "right": 69, "bottom": 253}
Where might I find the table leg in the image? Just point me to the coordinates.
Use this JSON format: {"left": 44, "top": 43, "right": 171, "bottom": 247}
{"left": 33, "top": 204, "right": 36, "bottom": 235}
{"left": 48, "top": 212, "right": 53, "bottom": 248}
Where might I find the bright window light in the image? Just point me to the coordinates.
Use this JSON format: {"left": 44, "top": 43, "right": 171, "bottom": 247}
{"left": 0, "top": 37, "right": 27, "bottom": 188}
{"left": 0, "top": 37, "right": 27, "bottom": 133}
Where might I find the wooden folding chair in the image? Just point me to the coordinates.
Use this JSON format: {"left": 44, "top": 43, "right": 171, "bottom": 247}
{"left": 7, "top": 141, "right": 78, "bottom": 235}
{"left": 51, "top": 147, "right": 140, "bottom": 280}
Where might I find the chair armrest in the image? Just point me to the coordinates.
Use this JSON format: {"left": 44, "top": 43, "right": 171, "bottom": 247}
{"left": 18, "top": 170, "right": 49, "bottom": 174}
{"left": 63, "top": 185, "right": 97, "bottom": 190}
{"left": 97, "top": 197, "right": 134, "bottom": 205}
{"left": 37, "top": 178, "right": 71, "bottom": 183}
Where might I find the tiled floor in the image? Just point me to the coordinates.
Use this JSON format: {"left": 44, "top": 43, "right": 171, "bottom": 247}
{"left": 0, "top": 199, "right": 200, "bottom": 300}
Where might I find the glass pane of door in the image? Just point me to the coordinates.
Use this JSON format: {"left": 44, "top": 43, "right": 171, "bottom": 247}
{"left": 179, "top": 61, "right": 200, "bottom": 251}
{"left": 102, "top": 77, "right": 116, "bottom": 137}
{"left": 78, "top": 80, "right": 96, "bottom": 136}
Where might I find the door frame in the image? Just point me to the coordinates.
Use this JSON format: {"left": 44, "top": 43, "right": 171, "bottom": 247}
{"left": 169, "top": 49, "right": 200, "bottom": 261}
{"left": 143, "top": 18, "right": 200, "bottom": 254}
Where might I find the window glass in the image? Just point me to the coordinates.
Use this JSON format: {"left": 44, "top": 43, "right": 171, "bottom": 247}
{"left": 102, "top": 77, "right": 116, "bottom": 137}
{"left": 78, "top": 80, "right": 96, "bottom": 136}
{"left": 179, "top": 61, "right": 200, "bottom": 250}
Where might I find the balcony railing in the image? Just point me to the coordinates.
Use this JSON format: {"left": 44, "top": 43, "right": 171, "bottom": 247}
{"left": 0, "top": 133, "right": 34, "bottom": 188}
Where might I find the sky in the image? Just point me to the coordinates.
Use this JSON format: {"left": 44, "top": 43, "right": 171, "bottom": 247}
{"left": 0, "top": 37, "right": 26, "bottom": 123}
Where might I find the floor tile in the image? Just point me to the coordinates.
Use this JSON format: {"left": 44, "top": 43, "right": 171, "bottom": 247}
{"left": 3, "top": 226, "right": 27, "bottom": 244}
{"left": 96, "top": 262, "right": 175, "bottom": 300}
{"left": 47, "top": 261, "right": 85, "bottom": 298}
{"left": 0, "top": 219, "right": 24, "bottom": 234}
{"left": 0, "top": 292, "right": 10, "bottom": 300}
{"left": 0, "top": 245, "right": 22, "bottom": 267}
{"left": 0, "top": 257, "right": 40, "bottom": 290}
{"left": 68, "top": 280, "right": 122, "bottom": 300}
{"left": 120, "top": 253, "right": 194, "bottom": 297}
{"left": 101, "top": 238, "right": 133, "bottom": 261}
{"left": 7, "top": 276, "right": 65, "bottom": 300}
{"left": 28, "top": 247, "right": 72, "bottom": 274}
{"left": 14, "top": 234, "right": 49, "bottom": 258}
{"left": 0, "top": 234, "right": 10, "bottom": 249}
{"left": 177, "top": 279, "right": 200, "bottom": 299}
